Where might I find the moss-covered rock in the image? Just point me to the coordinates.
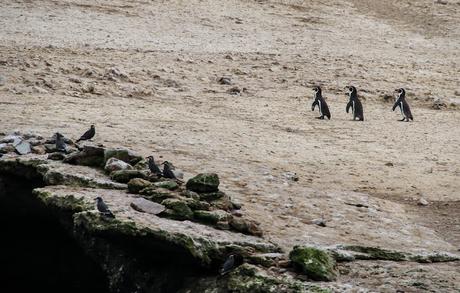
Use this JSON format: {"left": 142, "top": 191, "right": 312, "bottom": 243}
{"left": 161, "top": 198, "right": 194, "bottom": 220}
{"left": 133, "top": 159, "right": 149, "bottom": 170}
{"left": 209, "top": 194, "right": 234, "bottom": 211}
{"left": 186, "top": 173, "right": 220, "bottom": 193}
{"left": 104, "top": 148, "right": 143, "bottom": 165}
{"left": 194, "top": 210, "right": 231, "bottom": 225}
{"left": 199, "top": 191, "right": 225, "bottom": 201}
{"left": 154, "top": 180, "right": 179, "bottom": 190}
{"left": 341, "top": 245, "right": 406, "bottom": 261}
{"left": 105, "top": 157, "right": 133, "bottom": 173}
{"left": 111, "top": 169, "right": 149, "bottom": 183}
{"left": 289, "top": 246, "right": 336, "bottom": 281}
{"left": 127, "top": 178, "right": 153, "bottom": 194}
{"left": 140, "top": 187, "right": 178, "bottom": 203}
{"left": 184, "top": 198, "right": 210, "bottom": 211}
{"left": 63, "top": 145, "right": 105, "bottom": 167}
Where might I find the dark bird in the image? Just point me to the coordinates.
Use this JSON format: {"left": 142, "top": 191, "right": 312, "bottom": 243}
{"left": 76, "top": 125, "right": 95, "bottom": 143}
{"left": 311, "top": 86, "right": 331, "bottom": 120}
{"left": 345, "top": 86, "right": 364, "bottom": 121}
{"left": 220, "top": 254, "right": 244, "bottom": 276}
{"left": 147, "top": 155, "right": 162, "bottom": 176}
{"left": 392, "top": 88, "right": 413, "bottom": 122}
{"left": 55, "top": 132, "right": 67, "bottom": 152}
{"left": 95, "top": 196, "right": 115, "bottom": 218}
{"left": 161, "top": 161, "right": 177, "bottom": 179}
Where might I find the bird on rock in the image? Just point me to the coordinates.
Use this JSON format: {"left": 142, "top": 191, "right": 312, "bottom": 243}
{"left": 147, "top": 156, "right": 163, "bottom": 176}
{"left": 220, "top": 254, "right": 244, "bottom": 275}
{"left": 76, "top": 125, "right": 95, "bottom": 143}
{"left": 161, "top": 161, "right": 177, "bottom": 179}
{"left": 95, "top": 196, "right": 115, "bottom": 218}
{"left": 55, "top": 132, "right": 67, "bottom": 152}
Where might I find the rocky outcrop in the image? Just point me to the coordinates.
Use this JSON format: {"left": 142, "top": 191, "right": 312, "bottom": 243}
{"left": 289, "top": 246, "right": 337, "bottom": 281}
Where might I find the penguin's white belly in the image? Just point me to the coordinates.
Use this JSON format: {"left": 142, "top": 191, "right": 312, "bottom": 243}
{"left": 319, "top": 102, "right": 322, "bottom": 115}
{"left": 352, "top": 101, "right": 355, "bottom": 115}
{"left": 400, "top": 101, "right": 405, "bottom": 117}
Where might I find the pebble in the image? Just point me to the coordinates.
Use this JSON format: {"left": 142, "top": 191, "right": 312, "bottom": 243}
{"left": 418, "top": 198, "right": 429, "bottom": 206}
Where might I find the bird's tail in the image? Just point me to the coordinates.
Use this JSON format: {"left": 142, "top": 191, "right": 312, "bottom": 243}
{"left": 104, "top": 211, "right": 115, "bottom": 218}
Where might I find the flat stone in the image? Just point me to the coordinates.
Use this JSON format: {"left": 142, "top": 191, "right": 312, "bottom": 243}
{"left": 130, "top": 198, "right": 165, "bottom": 215}
{"left": 105, "top": 157, "right": 133, "bottom": 173}
{"left": 14, "top": 140, "right": 32, "bottom": 155}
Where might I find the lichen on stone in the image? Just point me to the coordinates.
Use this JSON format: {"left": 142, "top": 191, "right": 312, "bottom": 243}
{"left": 289, "top": 246, "right": 337, "bottom": 282}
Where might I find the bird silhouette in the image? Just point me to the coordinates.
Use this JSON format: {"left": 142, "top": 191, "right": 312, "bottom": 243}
{"left": 147, "top": 156, "right": 163, "bottom": 176}
{"left": 95, "top": 196, "right": 115, "bottom": 218}
{"left": 76, "top": 125, "right": 95, "bottom": 143}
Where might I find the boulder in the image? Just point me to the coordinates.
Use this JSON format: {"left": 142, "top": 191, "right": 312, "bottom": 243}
{"left": 127, "top": 178, "right": 153, "bottom": 194}
{"left": 63, "top": 144, "right": 104, "bottom": 166}
{"left": 0, "top": 135, "right": 21, "bottom": 144}
{"left": 105, "top": 157, "right": 133, "bottom": 173}
{"left": 184, "top": 198, "right": 210, "bottom": 211}
{"left": 48, "top": 152, "right": 67, "bottom": 161}
{"left": 31, "top": 145, "right": 46, "bottom": 155}
{"left": 229, "top": 217, "right": 263, "bottom": 237}
{"left": 111, "top": 170, "right": 149, "bottom": 183}
{"left": 161, "top": 198, "right": 194, "bottom": 220}
{"left": 199, "top": 191, "right": 225, "bottom": 201}
{"left": 130, "top": 198, "right": 165, "bottom": 215}
{"left": 133, "top": 159, "right": 149, "bottom": 170}
{"left": 140, "top": 187, "right": 178, "bottom": 202}
{"left": 14, "top": 139, "right": 32, "bottom": 155}
{"left": 289, "top": 246, "right": 336, "bottom": 281}
{"left": 0, "top": 143, "right": 15, "bottom": 154}
{"left": 153, "top": 180, "right": 179, "bottom": 191}
{"left": 104, "top": 148, "right": 143, "bottom": 165}
{"left": 186, "top": 173, "right": 219, "bottom": 193}
{"left": 210, "top": 194, "right": 234, "bottom": 211}
{"left": 194, "top": 210, "right": 231, "bottom": 225}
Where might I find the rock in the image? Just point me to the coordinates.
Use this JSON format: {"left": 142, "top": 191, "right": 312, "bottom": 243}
{"left": 283, "top": 172, "right": 299, "bottom": 182}
{"left": 232, "top": 200, "right": 242, "bottom": 210}
{"left": 194, "top": 210, "right": 231, "bottom": 225}
{"left": 31, "top": 145, "right": 46, "bottom": 155}
{"left": 105, "top": 157, "right": 133, "bottom": 173}
{"left": 1, "top": 135, "right": 22, "bottom": 144}
{"left": 0, "top": 75, "right": 5, "bottom": 86}
{"left": 48, "top": 152, "right": 67, "bottom": 161}
{"left": 172, "top": 169, "right": 184, "bottom": 179}
{"left": 184, "top": 198, "right": 210, "bottom": 211}
{"left": 218, "top": 77, "right": 232, "bottom": 85}
{"left": 111, "top": 170, "right": 149, "bottom": 184}
{"left": 140, "top": 187, "right": 178, "bottom": 202}
{"left": 289, "top": 246, "right": 336, "bottom": 281}
{"left": 153, "top": 180, "right": 179, "bottom": 191}
{"left": 161, "top": 198, "right": 194, "bottom": 220}
{"left": 182, "top": 190, "right": 200, "bottom": 200}
{"left": 229, "top": 217, "right": 263, "bottom": 237}
{"left": 104, "top": 148, "right": 143, "bottom": 165}
{"left": 0, "top": 143, "right": 15, "bottom": 154}
{"left": 127, "top": 178, "right": 153, "bottom": 194}
{"left": 312, "top": 219, "right": 326, "bottom": 227}
{"left": 45, "top": 133, "right": 73, "bottom": 145}
{"left": 133, "top": 159, "right": 149, "bottom": 170}
{"left": 32, "top": 85, "right": 49, "bottom": 94}
{"left": 418, "top": 198, "right": 429, "bottom": 206}
{"left": 186, "top": 173, "right": 220, "bottom": 193}
{"left": 14, "top": 139, "right": 32, "bottom": 155}
{"left": 432, "top": 98, "right": 447, "bottom": 110}
{"left": 63, "top": 144, "right": 105, "bottom": 166}
{"left": 210, "top": 194, "right": 234, "bottom": 211}
{"left": 130, "top": 198, "right": 165, "bottom": 215}
{"left": 199, "top": 191, "right": 225, "bottom": 201}
{"left": 228, "top": 87, "right": 241, "bottom": 95}
{"left": 28, "top": 139, "right": 43, "bottom": 146}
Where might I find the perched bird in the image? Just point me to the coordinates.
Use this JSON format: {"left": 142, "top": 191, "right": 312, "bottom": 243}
{"left": 161, "top": 161, "right": 177, "bottom": 179}
{"left": 55, "top": 132, "right": 67, "bottom": 152}
{"left": 147, "top": 155, "right": 163, "bottom": 176}
{"left": 345, "top": 86, "right": 364, "bottom": 121}
{"left": 392, "top": 88, "right": 413, "bottom": 122}
{"left": 220, "top": 254, "right": 243, "bottom": 276}
{"left": 95, "top": 196, "right": 115, "bottom": 218}
{"left": 76, "top": 125, "right": 95, "bottom": 143}
{"left": 311, "top": 86, "right": 331, "bottom": 120}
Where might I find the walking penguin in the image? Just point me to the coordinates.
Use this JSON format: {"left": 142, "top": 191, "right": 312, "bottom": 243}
{"left": 311, "top": 86, "right": 331, "bottom": 120}
{"left": 392, "top": 88, "right": 413, "bottom": 122}
{"left": 345, "top": 86, "right": 364, "bottom": 121}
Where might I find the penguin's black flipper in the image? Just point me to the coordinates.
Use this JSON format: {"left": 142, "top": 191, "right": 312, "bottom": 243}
{"left": 311, "top": 100, "right": 318, "bottom": 111}
{"left": 392, "top": 100, "right": 400, "bottom": 111}
{"left": 346, "top": 101, "right": 352, "bottom": 113}
{"left": 322, "top": 101, "right": 331, "bottom": 120}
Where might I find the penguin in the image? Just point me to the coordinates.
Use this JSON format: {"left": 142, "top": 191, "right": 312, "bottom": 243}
{"left": 161, "top": 161, "right": 177, "bottom": 179}
{"left": 147, "top": 155, "right": 163, "bottom": 176}
{"left": 95, "top": 196, "right": 115, "bottom": 218}
{"left": 76, "top": 125, "right": 95, "bottom": 143}
{"left": 311, "top": 86, "right": 331, "bottom": 120}
{"left": 345, "top": 86, "right": 364, "bottom": 121}
{"left": 392, "top": 88, "right": 413, "bottom": 122}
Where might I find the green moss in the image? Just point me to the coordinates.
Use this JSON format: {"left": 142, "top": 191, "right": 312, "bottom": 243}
{"left": 33, "top": 189, "right": 92, "bottom": 212}
{"left": 289, "top": 246, "right": 336, "bottom": 281}
{"left": 111, "top": 169, "right": 148, "bottom": 183}
{"left": 226, "top": 264, "right": 332, "bottom": 293}
{"left": 127, "top": 178, "right": 152, "bottom": 193}
{"left": 161, "top": 198, "right": 194, "bottom": 220}
{"left": 194, "top": 210, "right": 230, "bottom": 225}
{"left": 186, "top": 173, "right": 220, "bottom": 193}
{"left": 140, "top": 187, "right": 177, "bottom": 202}
{"left": 154, "top": 180, "right": 179, "bottom": 191}
{"left": 343, "top": 245, "right": 407, "bottom": 261}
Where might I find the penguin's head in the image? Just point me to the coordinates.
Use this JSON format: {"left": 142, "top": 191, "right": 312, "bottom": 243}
{"left": 312, "top": 86, "right": 322, "bottom": 95}
{"left": 395, "top": 88, "right": 405, "bottom": 98}
{"left": 95, "top": 196, "right": 102, "bottom": 202}
{"left": 90, "top": 124, "right": 95, "bottom": 129}
{"left": 55, "top": 132, "right": 64, "bottom": 139}
{"left": 146, "top": 155, "right": 154, "bottom": 161}
{"left": 346, "top": 86, "right": 357, "bottom": 95}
